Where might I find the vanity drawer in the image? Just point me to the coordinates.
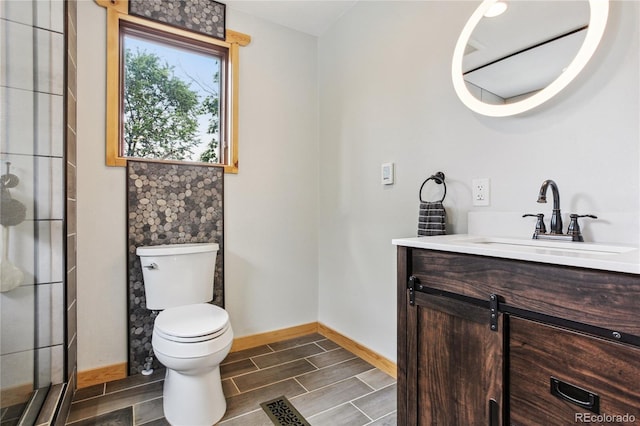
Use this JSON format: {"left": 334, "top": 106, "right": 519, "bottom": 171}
{"left": 509, "top": 316, "right": 640, "bottom": 425}
{"left": 409, "top": 248, "right": 640, "bottom": 338}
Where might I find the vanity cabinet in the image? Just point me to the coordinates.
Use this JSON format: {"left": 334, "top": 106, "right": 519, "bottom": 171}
{"left": 396, "top": 246, "right": 640, "bottom": 425}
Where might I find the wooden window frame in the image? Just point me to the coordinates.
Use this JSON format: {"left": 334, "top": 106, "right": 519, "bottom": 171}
{"left": 98, "top": 0, "right": 250, "bottom": 173}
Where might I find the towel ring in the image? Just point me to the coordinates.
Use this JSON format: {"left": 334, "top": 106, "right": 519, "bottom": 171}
{"left": 419, "top": 172, "right": 446, "bottom": 203}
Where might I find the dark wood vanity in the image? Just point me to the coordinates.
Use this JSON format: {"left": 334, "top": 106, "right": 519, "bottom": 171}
{"left": 396, "top": 245, "right": 640, "bottom": 425}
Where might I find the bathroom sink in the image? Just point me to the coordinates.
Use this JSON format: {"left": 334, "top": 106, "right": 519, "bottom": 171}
{"left": 392, "top": 234, "right": 640, "bottom": 274}
{"left": 460, "top": 236, "right": 636, "bottom": 256}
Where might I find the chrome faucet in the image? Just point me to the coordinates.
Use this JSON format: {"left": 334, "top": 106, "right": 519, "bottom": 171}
{"left": 537, "top": 179, "right": 562, "bottom": 234}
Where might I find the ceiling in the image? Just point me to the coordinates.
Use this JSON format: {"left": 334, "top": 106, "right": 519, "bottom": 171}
{"left": 224, "top": 1, "right": 593, "bottom": 100}
{"left": 463, "top": 1, "right": 591, "bottom": 99}
{"left": 225, "top": 0, "right": 358, "bottom": 36}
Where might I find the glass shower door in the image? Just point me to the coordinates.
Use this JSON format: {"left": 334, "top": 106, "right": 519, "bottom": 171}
{"left": 1, "top": 0, "right": 66, "bottom": 422}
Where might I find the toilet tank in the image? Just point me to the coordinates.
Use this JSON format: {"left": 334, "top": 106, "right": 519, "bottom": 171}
{"left": 136, "top": 243, "right": 218, "bottom": 310}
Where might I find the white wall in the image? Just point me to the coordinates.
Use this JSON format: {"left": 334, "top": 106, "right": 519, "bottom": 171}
{"left": 76, "top": 3, "right": 319, "bottom": 371}
{"left": 76, "top": 2, "right": 127, "bottom": 371}
{"left": 317, "top": 1, "right": 639, "bottom": 362}
{"left": 223, "top": 12, "right": 319, "bottom": 338}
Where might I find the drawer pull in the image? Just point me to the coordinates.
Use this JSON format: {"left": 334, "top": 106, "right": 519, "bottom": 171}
{"left": 550, "top": 377, "right": 600, "bottom": 414}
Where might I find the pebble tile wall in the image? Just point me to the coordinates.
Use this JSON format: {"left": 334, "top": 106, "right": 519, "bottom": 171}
{"left": 127, "top": 160, "right": 224, "bottom": 375}
{"left": 129, "top": 0, "right": 226, "bottom": 40}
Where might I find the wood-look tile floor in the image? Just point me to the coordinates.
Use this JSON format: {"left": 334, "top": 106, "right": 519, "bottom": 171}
{"left": 66, "top": 333, "right": 397, "bottom": 425}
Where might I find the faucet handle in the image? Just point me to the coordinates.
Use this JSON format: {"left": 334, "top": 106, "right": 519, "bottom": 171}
{"left": 567, "top": 214, "right": 597, "bottom": 242}
{"left": 570, "top": 214, "right": 598, "bottom": 219}
{"left": 523, "top": 213, "right": 546, "bottom": 236}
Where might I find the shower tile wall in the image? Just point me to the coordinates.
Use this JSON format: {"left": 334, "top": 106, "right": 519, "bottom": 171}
{"left": 0, "top": 0, "right": 67, "bottom": 410}
{"left": 59, "top": 0, "right": 79, "bottom": 423}
{"left": 127, "top": 161, "right": 224, "bottom": 375}
{"left": 65, "top": 0, "right": 78, "bottom": 388}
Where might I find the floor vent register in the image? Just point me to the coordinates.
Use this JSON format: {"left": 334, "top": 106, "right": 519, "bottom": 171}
{"left": 260, "top": 395, "right": 310, "bottom": 426}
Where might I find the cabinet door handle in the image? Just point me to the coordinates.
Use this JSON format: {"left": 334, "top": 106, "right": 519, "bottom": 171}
{"left": 550, "top": 377, "right": 600, "bottom": 414}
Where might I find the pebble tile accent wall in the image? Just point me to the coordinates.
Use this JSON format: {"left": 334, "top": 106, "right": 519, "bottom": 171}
{"left": 127, "top": 160, "right": 224, "bottom": 375}
{"left": 129, "top": 0, "right": 226, "bottom": 40}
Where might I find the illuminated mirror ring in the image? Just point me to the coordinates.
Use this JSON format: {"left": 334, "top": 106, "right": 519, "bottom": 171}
{"left": 452, "top": 0, "right": 609, "bottom": 117}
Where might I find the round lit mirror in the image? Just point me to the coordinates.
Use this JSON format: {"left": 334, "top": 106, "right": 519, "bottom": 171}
{"left": 452, "top": 0, "right": 609, "bottom": 117}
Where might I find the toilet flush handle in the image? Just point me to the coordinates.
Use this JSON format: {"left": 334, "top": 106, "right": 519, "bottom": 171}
{"left": 143, "top": 262, "right": 158, "bottom": 270}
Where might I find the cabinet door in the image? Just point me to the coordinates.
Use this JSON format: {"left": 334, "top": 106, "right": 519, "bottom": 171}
{"left": 510, "top": 317, "right": 640, "bottom": 425}
{"left": 404, "top": 291, "right": 503, "bottom": 425}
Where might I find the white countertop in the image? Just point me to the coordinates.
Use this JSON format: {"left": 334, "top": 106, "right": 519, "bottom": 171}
{"left": 392, "top": 234, "right": 640, "bottom": 275}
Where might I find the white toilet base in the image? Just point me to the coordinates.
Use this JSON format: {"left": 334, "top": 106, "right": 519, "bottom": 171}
{"left": 163, "top": 366, "right": 226, "bottom": 426}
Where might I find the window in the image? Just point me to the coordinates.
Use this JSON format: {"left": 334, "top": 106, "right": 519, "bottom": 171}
{"left": 102, "top": 4, "right": 250, "bottom": 173}
{"left": 121, "top": 22, "right": 228, "bottom": 164}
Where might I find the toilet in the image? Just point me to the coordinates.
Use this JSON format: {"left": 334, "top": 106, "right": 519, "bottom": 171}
{"left": 137, "top": 243, "right": 233, "bottom": 426}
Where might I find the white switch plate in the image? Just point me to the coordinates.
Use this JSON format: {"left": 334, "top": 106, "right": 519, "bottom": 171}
{"left": 381, "top": 163, "right": 394, "bottom": 185}
{"left": 472, "top": 178, "right": 490, "bottom": 206}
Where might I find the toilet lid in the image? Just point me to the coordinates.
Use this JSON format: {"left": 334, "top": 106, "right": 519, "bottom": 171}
{"left": 155, "top": 303, "right": 229, "bottom": 340}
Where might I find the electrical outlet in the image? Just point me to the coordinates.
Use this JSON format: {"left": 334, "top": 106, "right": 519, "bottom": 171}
{"left": 472, "top": 178, "right": 490, "bottom": 206}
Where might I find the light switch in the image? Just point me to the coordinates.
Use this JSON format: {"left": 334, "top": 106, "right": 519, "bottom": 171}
{"left": 381, "top": 163, "right": 394, "bottom": 185}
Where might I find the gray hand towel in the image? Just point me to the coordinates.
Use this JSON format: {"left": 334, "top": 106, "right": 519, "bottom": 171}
{"left": 417, "top": 201, "right": 446, "bottom": 236}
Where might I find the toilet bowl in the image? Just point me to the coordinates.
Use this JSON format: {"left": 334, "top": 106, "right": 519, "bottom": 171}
{"left": 137, "top": 243, "right": 232, "bottom": 426}
{"left": 153, "top": 303, "right": 233, "bottom": 425}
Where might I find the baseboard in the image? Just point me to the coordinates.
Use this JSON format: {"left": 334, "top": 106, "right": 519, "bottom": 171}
{"left": 77, "top": 322, "right": 397, "bottom": 388}
{"left": 0, "top": 383, "right": 33, "bottom": 407}
{"left": 230, "top": 321, "right": 397, "bottom": 379}
{"left": 77, "top": 363, "right": 127, "bottom": 389}
{"left": 317, "top": 323, "right": 397, "bottom": 379}
{"left": 76, "top": 324, "right": 318, "bottom": 388}
{"left": 230, "top": 322, "right": 318, "bottom": 352}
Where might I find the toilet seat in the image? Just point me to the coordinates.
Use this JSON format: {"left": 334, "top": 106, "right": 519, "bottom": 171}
{"left": 155, "top": 322, "right": 230, "bottom": 343}
{"left": 155, "top": 303, "right": 229, "bottom": 343}
{"left": 153, "top": 322, "right": 233, "bottom": 359}
{"left": 152, "top": 303, "right": 233, "bottom": 359}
